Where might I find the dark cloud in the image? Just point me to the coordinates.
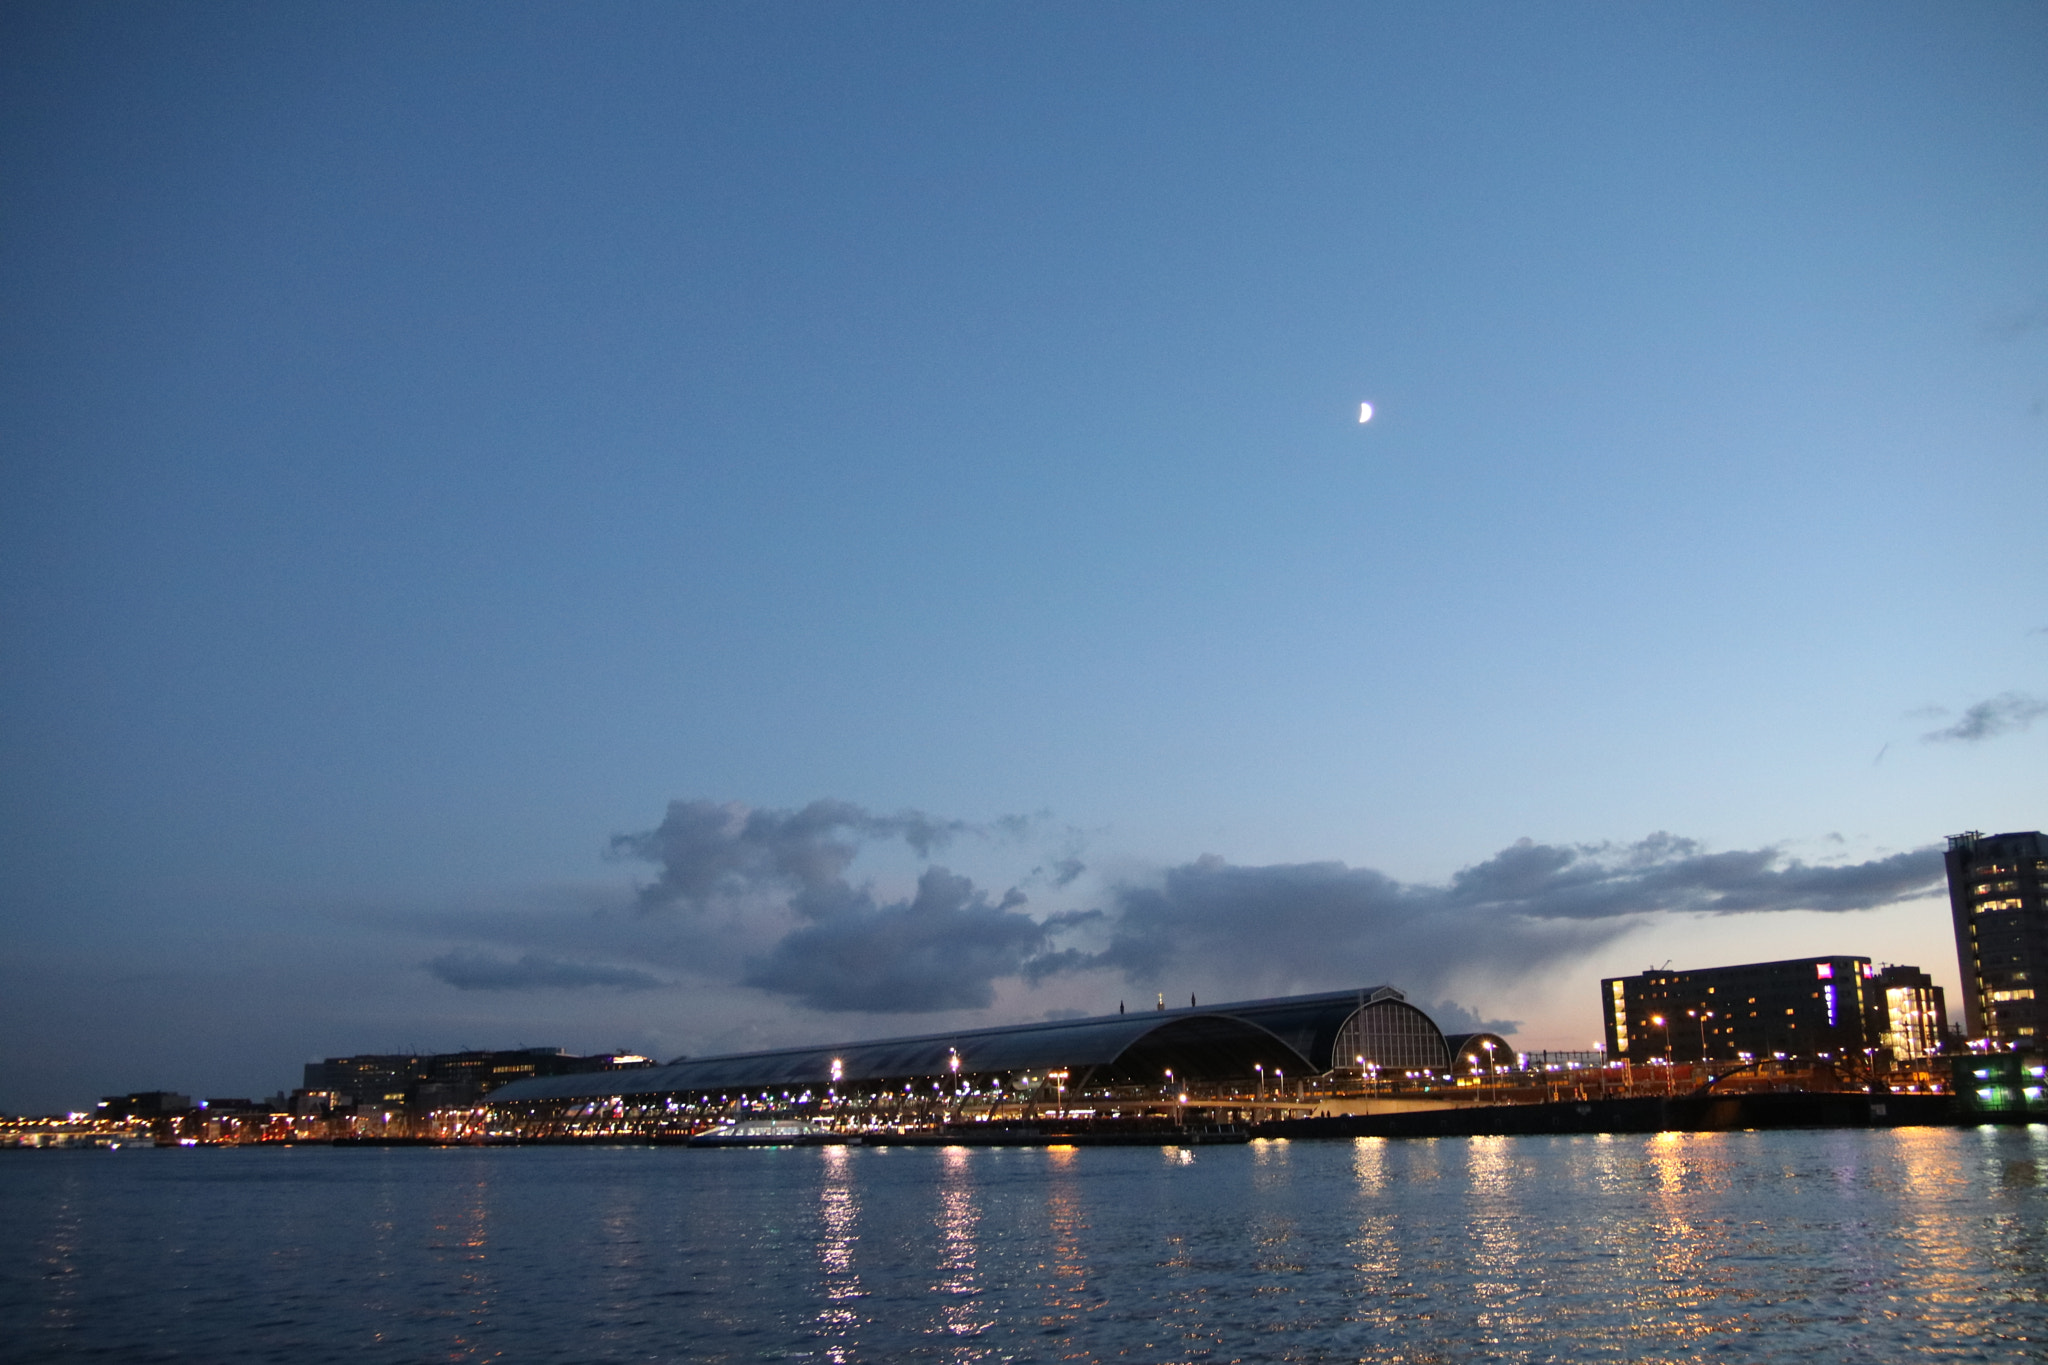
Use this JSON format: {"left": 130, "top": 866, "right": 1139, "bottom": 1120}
{"left": 610, "top": 798, "right": 968, "bottom": 913}
{"left": 741, "top": 867, "right": 1067, "bottom": 1013}
{"left": 1088, "top": 854, "right": 1609, "bottom": 996}
{"left": 1441, "top": 833, "right": 1940, "bottom": 918}
{"left": 1426, "top": 999, "right": 1524, "bottom": 1038}
{"left": 1082, "top": 836, "right": 1944, "bottom": 1001}
{"left": 427, "top": 950, "right": 668, "bottom": 992}
{"left": 605, "top": 798, "right": 1100, "bottom": 1013}
{"left": 1921, "top": 692, "right": 2048, "bottom": 743}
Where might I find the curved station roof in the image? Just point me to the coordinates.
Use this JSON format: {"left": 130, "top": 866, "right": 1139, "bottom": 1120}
{"left": 489, "top": 986, "right": 1441, "bottom": 1105}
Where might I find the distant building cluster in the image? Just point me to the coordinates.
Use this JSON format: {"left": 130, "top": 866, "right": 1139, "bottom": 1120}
{"left": 4, "top": 1049, "right": 658, "bottom": 1147}
{"left": 1602, "top": 957, "right": 1947, "bottom": 1068}
{"left": 298, "top": 1047, "right": 656, "bottom": 1127}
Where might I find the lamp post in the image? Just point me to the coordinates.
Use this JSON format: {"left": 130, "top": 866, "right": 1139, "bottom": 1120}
{"left": 1256, "top": 1063, "right": 1265, "bottom": 1101}
{"left": 1650, "top": 1016, "right": 1672, "bottom": 1095}
{"left": 1482, "top": 1039, "right": 1497, "bottom": 1103}
{"left": 1687, "top": 1010, "right": 1714, "bottom": 1063}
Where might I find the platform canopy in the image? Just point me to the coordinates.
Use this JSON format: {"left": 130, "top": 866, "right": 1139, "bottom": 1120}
{"left": 488, "top": 987, "right": 1437, "bottom": 1104}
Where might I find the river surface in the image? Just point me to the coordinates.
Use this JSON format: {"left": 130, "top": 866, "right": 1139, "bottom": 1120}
{"left": 3, "top": 1127, "right": 2045, "bottom": 1363}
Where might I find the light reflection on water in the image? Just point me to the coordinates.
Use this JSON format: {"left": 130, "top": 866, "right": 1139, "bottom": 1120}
{"left": 1, "top": 1127, "right": 2044, "bottom": 1362}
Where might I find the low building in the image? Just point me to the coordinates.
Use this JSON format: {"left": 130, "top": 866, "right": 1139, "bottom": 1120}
{"left": 303, "top": 1047, "right": 651, "bottom": 1115}
{"left": 1602, "top": 957, "right": 1894, "bottom": 1064}
{"left": 94, "top": 1091, "right": 192, "bottom": 1120}
{"left": 1951, "top": 1053, "right": 2048, "bottom": 1120}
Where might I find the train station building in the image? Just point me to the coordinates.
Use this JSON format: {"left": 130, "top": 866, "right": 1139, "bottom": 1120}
{"left": 486, "top": 986, "right": 1455, "bottom": 1134}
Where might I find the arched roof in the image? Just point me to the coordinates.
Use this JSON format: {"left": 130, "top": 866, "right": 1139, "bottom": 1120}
{"left": 1443, "top": 1032, "right": 1515, "bottom": 1073}
{"left": 488, "top": 986, "right": 1417, "bottom": 1105}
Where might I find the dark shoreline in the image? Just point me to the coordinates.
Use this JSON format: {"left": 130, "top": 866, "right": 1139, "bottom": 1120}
{"left": 31, "top": 1092, "right": 2034, "bottom": 1152}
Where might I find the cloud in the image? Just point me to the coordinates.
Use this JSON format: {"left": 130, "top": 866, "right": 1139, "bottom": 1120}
{"left": 1426, "top": 999, "right": 1524, "bottom": 1037}
{"left": 602, "top": 798, "right": 1947, "bottom": 1021}
{"left": 426, "top": 950, "right": 668, "bottom": 992}
{"left": 611, "top": 798, "right": 969, "bottom": 914}
{"left": 741, "top": 866, "right": 1069, "bottom": 1013}
{"left": 1080, "top": 835, "right": 1944, "bottom": 1002}
{"left": 609, "top": 799, "right": 1097, "bottom": 1013}
{"left": 1921, "top": 692, "right": 2048, "bottom": 743}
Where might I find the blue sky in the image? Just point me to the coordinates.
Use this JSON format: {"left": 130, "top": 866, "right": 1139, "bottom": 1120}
{"left": 2, "top": 3, "right": 2042, "bottom": 1112}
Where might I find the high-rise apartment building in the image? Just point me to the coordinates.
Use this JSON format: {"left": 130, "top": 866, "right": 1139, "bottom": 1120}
{"left": 1946, "top": 830, "right": 2048, "bottom": 1048}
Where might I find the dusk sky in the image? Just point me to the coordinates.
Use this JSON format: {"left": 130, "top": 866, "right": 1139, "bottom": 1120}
{"left": 3, "top": 3, "right": 2043, "bottom": 1114}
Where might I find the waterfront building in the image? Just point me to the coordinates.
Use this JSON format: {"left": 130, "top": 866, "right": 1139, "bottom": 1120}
{"left": 304, "top": 1047, "right": 653, "bottom": 1114}
{"left": 1873, "top": 965, "right": 1948, "bottom": 1061}
{"left": 93, "top": 1091, "right": 192, "bottom": 1120}
{"left": 1602, "top": 957, "right": 1890, "bottom": 1064}
{"left": 1945, "top": 830, "right": 2048, "bottom": 1048}
{"left": 488, "top": 986, "right": 1455, "bottom": 1129}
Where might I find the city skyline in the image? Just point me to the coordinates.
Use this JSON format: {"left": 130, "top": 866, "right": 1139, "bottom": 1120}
{"left": 3, "top": 5, "right": 2044, "bottom": 1115}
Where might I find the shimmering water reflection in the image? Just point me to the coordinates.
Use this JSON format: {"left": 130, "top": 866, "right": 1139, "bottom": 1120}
{"left": 2, "top": 1127, "right": 2044, "bottom": 1362}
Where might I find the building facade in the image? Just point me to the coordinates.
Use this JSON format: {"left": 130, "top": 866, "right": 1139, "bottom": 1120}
{"left": 1874, "top": 964, "right": 1948, "bottom": 1061}
{"left": 303, "top": 1048, "right": 652, "bottom": 1115}
{"left": 1945, "top": 830, "right": 2048, "bottom": 1048}
{"left": 488, "top": 986, "right": 1455, "bottom": 1121}
{"left": 1602, "top": 956, "right": 1889, "bottom": 1064}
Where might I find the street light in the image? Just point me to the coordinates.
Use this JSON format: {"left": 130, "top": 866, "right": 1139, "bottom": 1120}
{"left": 1482, "top": 1039, "right": 1497, "bottom": 1103}
{"left": 1256, "top": 1063, "right": 1265, "bottom": 1099}
{"left": 1687, "top": 1009, "right": 1714, "bottom": 1061}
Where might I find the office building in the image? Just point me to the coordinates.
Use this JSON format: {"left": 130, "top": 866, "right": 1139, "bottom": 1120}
{"left": 1945, "top": 830, "right": 2048, "bottom": 1048}
{"left": 1602, "top": 956, "right": 1889, "bottom": 1064}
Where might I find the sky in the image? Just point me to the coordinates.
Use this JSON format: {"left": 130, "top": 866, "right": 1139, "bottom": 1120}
{"left": 2, "top": 2, "right": 2043, "bottom": 1115}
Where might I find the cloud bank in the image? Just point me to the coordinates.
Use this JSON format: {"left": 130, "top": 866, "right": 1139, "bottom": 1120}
{"left": 598, "top": 800, "right": 1946, "bottom": 1020}
{"left": 1084, "top": 834, "right": 1943, "bottom": 1001}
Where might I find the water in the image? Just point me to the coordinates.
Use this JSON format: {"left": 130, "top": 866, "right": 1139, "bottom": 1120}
{"left": 3, "top": 1127, "right": 2045, "bottom": 1363}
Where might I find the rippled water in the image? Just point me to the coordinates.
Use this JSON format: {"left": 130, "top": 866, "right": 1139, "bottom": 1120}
{"left": 3, "top": 1127, "right": 2045, "bottom": 1362}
